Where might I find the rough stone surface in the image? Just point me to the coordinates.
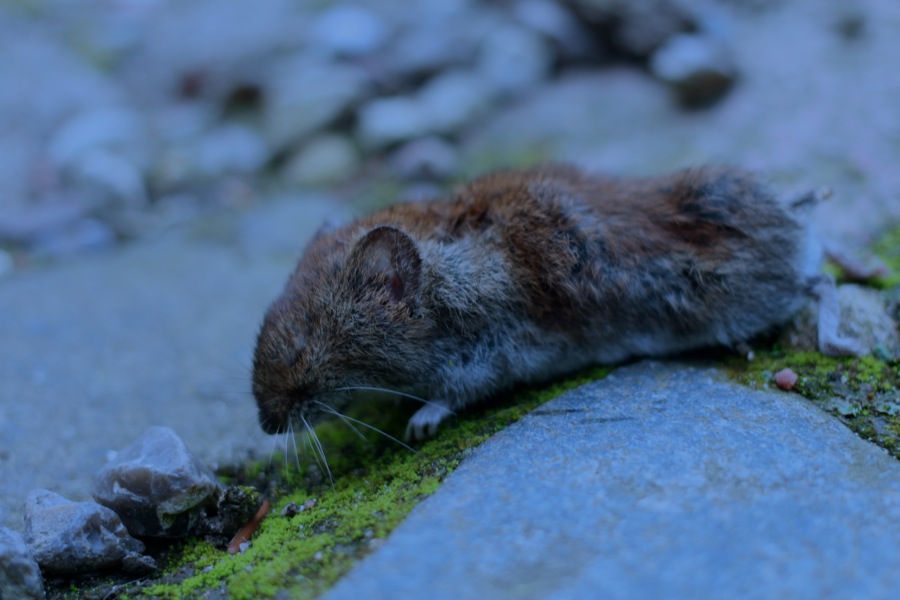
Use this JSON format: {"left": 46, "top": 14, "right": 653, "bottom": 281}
{"left": 0, "top": 526, "right": 45, "bottom": 600}
{"left": 0, "top": 195, "right": 333, "bottom": 530}
{"left": 23, "top": 490, "right": 145, "bottom": 575}
{"left": 325, "top": 362, "right": 900, "bottom": 600}
{"left": 92, "top": 426, "right": 223, "bottom": 538}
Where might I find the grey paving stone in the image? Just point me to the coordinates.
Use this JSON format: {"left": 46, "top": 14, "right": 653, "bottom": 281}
{"left": 325, "top": 361, "right": 900, "bottom": 600}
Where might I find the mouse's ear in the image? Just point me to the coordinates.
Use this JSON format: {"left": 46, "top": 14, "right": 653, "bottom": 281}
{"left": 349, "top": 226, "right": 422, "bottom": 304}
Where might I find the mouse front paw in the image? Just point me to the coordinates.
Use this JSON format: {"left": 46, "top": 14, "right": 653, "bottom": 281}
{"left": 406, "top": 403, "right": 454, "bottom": 441}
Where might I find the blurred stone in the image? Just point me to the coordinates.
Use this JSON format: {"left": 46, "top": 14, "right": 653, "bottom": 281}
{"left": 357, "top": 96, "right": 430, "bottom": 149}
{"left": 262, "top": 56, "right": 369, "bottom": 150}
{"left": 419, "top": 70, "right": 495, "bottom": 133}
{"left": 72, "top": 150, "right": 148, "bottom": 207}
{"left": 23, "top": 489, "right": 146, "bottom": 575}
{"left": 282, "top": 135, "right": 360, "bottom": 186}
{"left": 0, "top": 250, "right": 13, "bottom": 278}
{"left": 779, "top": 284, "right": 899, "bottom": 357}
{"left": 309, "top": 4, "right": 390, "bottom": 57}
{"left": 513, "top": 0, "right": 591, "bottom": 58}
{"left": 650, "top": 33, "right": 737, "bottom": 108}
{"left": 48, "top": 107, "right": 148, "bottom": 170}
{"left": 0, "top": 526, "right": 45, "bottom": 600}
{"left": 92, "top": 426, "right": 223, "bottom": 538}
{"left": 194, "top": 124, "right": 268, "bottom": 177}
{"left": 390, "top": 137, "right": 459, "bottom": 180}
{"left": 30, "top": 218, "right": 117, "bottom": 258}
{"left": 476, "top": 24, "right": 553, "bottom": 96}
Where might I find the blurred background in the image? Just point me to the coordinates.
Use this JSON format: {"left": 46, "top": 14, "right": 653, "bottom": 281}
{"left": 2, "top": 0, "right": 898, "bottom": 275}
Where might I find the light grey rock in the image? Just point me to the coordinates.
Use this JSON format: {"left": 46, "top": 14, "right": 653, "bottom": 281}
{"left": 650, "top": 33, "right": 737, "bottom": 108}
{"left": 23, "top": 490, "right": 145, "bottom": 575}
{"left": 418, "top": 69, "right": 495, "bottom": 133}
{"left": 779, "top": 284, "right": 898, "bottom": 357}
{"left": 326, "top": 362, "right": 900, "bottom": 600}
{"left": 0, "top": 526, "right": 45, "bottom": 600}
{"left": 356, "top": 96, "right": 430, "bottom": 149}
{"left": 262, "top": 56, "right": 370, "bottom": 150}
{"left": 513, "top": 0, "right": 591, "bottom": 58}
{"left": 30, "top": 218, "right": 117, "bottom": 258}
{"left": 309, "top": 4, "right": 390, "bottom": 57}
{"left": 282, "top": 135, "right": 360, "bottom": 187}
{"left": 71, "top": 150, "right": 148, "bottom": 208}
{"left": 92, "top": 426, "right": 223, "bottom": 538}
{"left": 194, "top": 124, "right": 269, "bottom": 177}
{"left": 0, "top": 249, "right": 15, "bottom": 278}
{"left": 835, "top": 284, "right": 899, "bottom": 356}
{"left": 48, "top": 107, "right": 148, "bottom": 172}
{"left": 390, "top": 137, "right": 459, "bottom": 180}
{"left": 476, "top": 24, "right": 553, "bottom": 96}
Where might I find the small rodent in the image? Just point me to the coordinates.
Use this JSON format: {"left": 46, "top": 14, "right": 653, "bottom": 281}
{"left": 252, "top": 165, "right": 872, "bottom": 439}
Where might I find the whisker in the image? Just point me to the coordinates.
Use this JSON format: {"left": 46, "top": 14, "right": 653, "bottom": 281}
{"left": 325, "top": 408, "right": 369, "bottom": 443}
{"left": 334, "top": 386, "right": 456, "bottom": 415}
{"left": 315, "top": 401, "right": 418, "bottom": 454}
{"left": 302, "top": 415, "right": 335, "bottom": 489}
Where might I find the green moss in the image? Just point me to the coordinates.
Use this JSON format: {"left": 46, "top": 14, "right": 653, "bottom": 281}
{"left": 870, "top": 227, "right": 900, "bottom": 289}
{"left": 726, "top": 348, "right": 899, "bottom": 457}
{"left": 69, "top": 366, "right": 608, "bottom": 600}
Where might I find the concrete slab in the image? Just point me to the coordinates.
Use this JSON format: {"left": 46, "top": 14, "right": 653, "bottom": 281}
{"left": 325, "top": 362, "right": 900, "bottom": 600}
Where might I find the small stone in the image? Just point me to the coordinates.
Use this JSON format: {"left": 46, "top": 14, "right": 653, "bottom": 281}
{"left": 30, "top": 218, "right": 117, "bottom": 258}
{"left": 92, "top": 426, "right": 223, "bottom": 538}
{"left": 263, "top": 56, "right": 369, "bottom": 150}
{"left": 282, "top": 135, "right": 359, "bottom": 186}
{"left": 774, "top": 368, "right": 799, "bottom": 391}
{"left": 650, "top": 33, "right": 737, "bottom": 108}
{"left": 0, "top": 526, "right": 45, "bottom": 600}
{"left": 48, "top": 107, "right": 148, "bottom": 169}
{"left": 418, "top": 70, "right": 495, "bottom": 133}
{"left": 309, "top": 4, "right": 389, "bottom": 57}
{"left": 476, "top": 24, "right": 552, "bottom": 96}
{"left": 0, "top": 249, "right": 14, "bottom": 278}
{"left": 121, "top": 550, "right": 158, "bottom": 576}
{"left": 390, "top": 137, "right": 459, "bottom": 180}
{"left": 835, "top": 284, "right": 899, "bottom": 357}
{"left": 513, "top": 0, "right": 590, "bottom": 58}
{"left": 23, "top": 489, "right": 145, "bottom": 575}
{"left": 72, "top": 149, "right": 148, "bottom": 207}
{"left": 356, "top": 96, "right": 430, "bottom": 149}
{"left": 279, "top": 503, "right": 301, "bottom": 518}
{"left": 194, "top": 124, "right": 268, "bottom": 177}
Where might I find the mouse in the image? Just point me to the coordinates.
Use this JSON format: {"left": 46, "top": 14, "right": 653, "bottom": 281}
{"left": 252, "top": 164, "right": 880, "bottom": 440}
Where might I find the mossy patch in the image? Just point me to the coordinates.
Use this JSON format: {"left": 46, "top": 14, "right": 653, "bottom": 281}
{"left": 725, "top": 226, "right": 900, "bottom": 458}
{"left": 49, "top": 367, "right": 609, "bottom": 599}
{"left": 725, "top": 349, "right": 900, "bottom": 455}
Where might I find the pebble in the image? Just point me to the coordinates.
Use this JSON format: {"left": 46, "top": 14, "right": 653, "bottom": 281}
{"left": 309, "top": 4, "right": 390, "bottom": 57}
{"left": 356, "top": 96, "right": 430, "bottom": 149}
{"left": 48, "top": 107, "right": 147, "bottom": 170}
{"left": 23, "top": 489, "right": 148, "bottom": 575}
{"left": 649, "top": 33, "right": 737, "bottom": 108}
{"left": 194, "top": 124, "right": 269, "bottom": 177}
{"left": 282, "top": 134, "right": 360, "bottom": 186}
{"left": 0, "top": 526, "right": 45, "bottom": 600}
{"left": 92, "top": 426, "right": 223, "bottom": 538}
{"left": 390, "top": 137, "right": 459, "bottom": 180}
{"left": 835, "top": 284, "right": 900, "bottom": 356}
{"left": 0, "top": 249, "right": 15, "bottom": 278}
{"left": 262, "top": 56, "right": 369, "bottom": 150}
{"left": 774, "top": 368, "right": 799, "bottom": 391}
{"left": 476, "top": 24, "right": 553, "bottom": 96}
{"left": 72, "top": 149, "right": 148, "bottom": 207}
{"left": 418, "top": 69, "right": 495, "bottom": 133}
{"left": 30, "top": 218, "right": 117, "bottom": 258}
